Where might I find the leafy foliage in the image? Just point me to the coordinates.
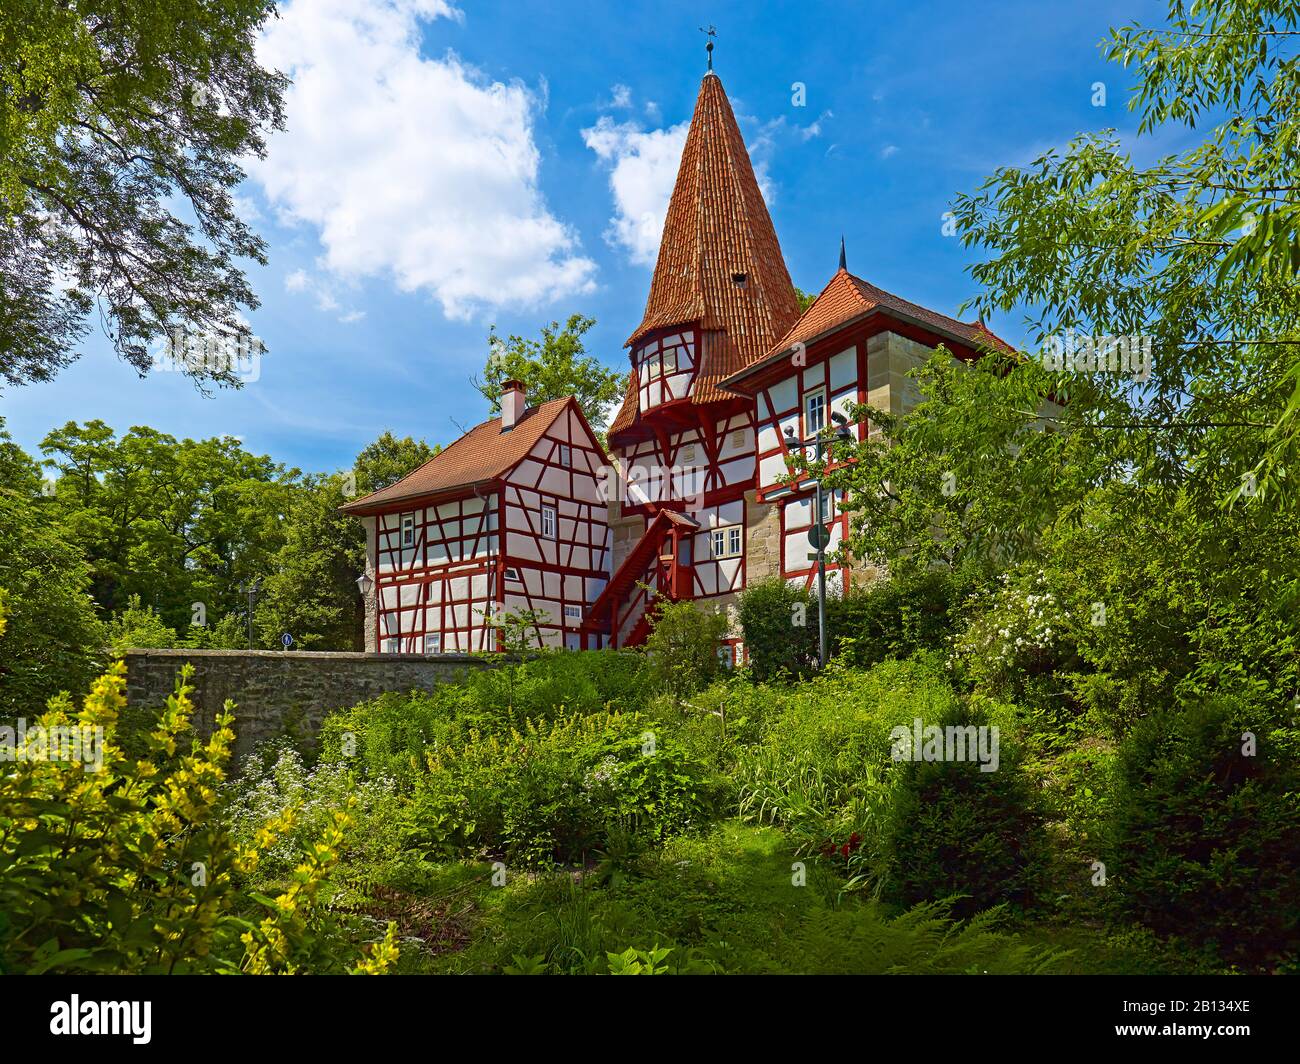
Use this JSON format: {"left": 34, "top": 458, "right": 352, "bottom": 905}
{"left": 1106, "top": 697, "right": 1300, "bottom": 965}
{"left": 0, "top": 660, "right": 396, "bottom": 974}
{"left": 1, "top": 0, "right": 287, "bottom": 385}
{"left": 474, "top": 314, "right": 626, "bottom": 436}
{"left": 642, "top": 597, "right": 730, "bottom": 702}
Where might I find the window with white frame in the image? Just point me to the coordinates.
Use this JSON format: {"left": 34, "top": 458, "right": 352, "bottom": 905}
{"left": 681, "top": 443, "right": 696, "bottom": 463}
{"left": 400, "top": 513, "right": 415, "bottom": 548}
{"left": 818, "top": 490, "right": 835, "bottom": 523}
{"left": 804, "top": 388, "right": 826, "bottom": 436}
{"left": 426, "top": 632, "right": 441, "bottom": 653}
{"left": 563, "top": 604, "right": 582, "bottom": 624}
{"left": 383, "top": 638, "right": 400, "bottom": 654}
{"left": 711, "top": 524, "right": 743, "bottom": 559}
{"left": 541, "top": 504, "right": 557, "bottom": 539}
{"left": 731, "top": 429, "right": 745, "bottom": 449}
{"left": 558, "top": 444, "right": 571, "bottom": 467}
{"left": 662, "top": 349, "right": 678, "bottom": 373}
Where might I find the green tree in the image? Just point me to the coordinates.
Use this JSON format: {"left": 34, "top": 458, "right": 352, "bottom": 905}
{"left": 642, "top": 597, "right": 730, "bottom": 704}
{"left": 257, "top": 431, "right": 439, "bottom": 651}
{"left": 950, "top": 0, "right": 1300, "bottom": 506}
{"left": 40, "top": 419, "right": 296, "bottom": 631}
{"left": 352, "top": 431, "right": 438, "bottom": 496}
{"left": 257, "top": 474, "right": 365, "bottom": 651}
{"left": 474, "top": 315, "right": 626, "bottom": 435}
{"left": 2, "top": 0, "right": 288, "bottom": 387}
{"left": 0, "top": 482, "right": 104, "bottom": 716}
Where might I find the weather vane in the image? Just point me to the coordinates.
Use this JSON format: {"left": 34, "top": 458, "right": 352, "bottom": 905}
{"left": 700, "top": 25, "right": 717, "bottom": 71}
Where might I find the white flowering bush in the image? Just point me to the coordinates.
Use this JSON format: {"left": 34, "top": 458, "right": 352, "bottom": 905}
{"left": 955, "top": 572, "right": 1075, "bottom": 695}
{"left": 224, "top": 743, "right": 403, "bottom": 890}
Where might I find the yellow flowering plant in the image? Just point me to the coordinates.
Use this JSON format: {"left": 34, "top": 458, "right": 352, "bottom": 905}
{"left": 0, "top": 614, "right": 397, "bottom": 975}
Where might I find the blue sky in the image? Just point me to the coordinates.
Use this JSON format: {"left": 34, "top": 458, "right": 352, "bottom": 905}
{"left": 3, "top": 0, "right": 1174, "bottom": 473}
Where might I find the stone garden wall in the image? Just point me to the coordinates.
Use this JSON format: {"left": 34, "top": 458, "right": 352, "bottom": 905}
{"left": 122, "top": 649, "right": 499, "bottom": 764}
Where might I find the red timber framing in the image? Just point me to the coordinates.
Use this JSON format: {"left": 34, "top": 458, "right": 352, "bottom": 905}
{"left": 726, "top": 311, "right": 994, "bottom": 593}
{"left": 584, "top": 509, "right": 698, "bottom": 647}
{"left": 498, "top": 406, "right": 611, "bottom": 650}
{"left": 373, "top": 489, "right": 499, "bottom": 653}
{"left": 358, "top": 398, "right": 611, "bottom": 654}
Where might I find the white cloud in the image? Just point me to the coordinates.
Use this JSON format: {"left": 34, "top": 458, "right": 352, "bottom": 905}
{"left": 880, "top": 144, "right": 900, "bottom": 159}
{"left": 606, "top": 83, "right": 632, "bottom": 109}
{"left": 249, "top": 0, "right": 595, "bottom": 320}
{"left": 582, "top": 116, "right": 689, "bottom": 267}
{"left": 582, "top": 100, "right": 804, "bottom": 268}
{"left": 284, "top": 264, "right": 365, "bottom": 322}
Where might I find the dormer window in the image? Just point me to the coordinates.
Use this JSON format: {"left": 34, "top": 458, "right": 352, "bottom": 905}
{"left": 731, "top": 272, "right": 748, "bottom": 288}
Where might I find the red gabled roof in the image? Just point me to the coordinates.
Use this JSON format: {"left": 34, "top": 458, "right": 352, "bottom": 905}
{"left": 721, "top": 267, "right": 1016, "bottom": 392}
{"left": 340, "top": 397, "right": 575, "bottom": 514}
{"left": 611, "top": 72, "right": 800, "bottom": 437}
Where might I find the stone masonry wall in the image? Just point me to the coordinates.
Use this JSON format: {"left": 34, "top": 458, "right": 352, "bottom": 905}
{"left": 123, "top": 649, "right": 498, "bottom": 765}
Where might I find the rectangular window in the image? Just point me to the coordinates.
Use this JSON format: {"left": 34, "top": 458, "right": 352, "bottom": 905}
{"left": 541, "top": 504, "right": 557, "bottom": 539}
{"left": 504, "top": 567, "right": 521, "bottom": 582}
{"left": 662, "top": 349, "right": 678, "bottom": 373}
{"left": 558, "top": 444, "right": 572, "bottom": 467}
{"left": 805, "top": 388, "right": 826, "bottom": 436}
{"left": 711, "top": 524, "right": 743, "bottom": 559}
{"left": 426, "top": 632, "right": 441, "bottom": 653}
{"left": 731, "top": 429, "right": 745, "bottom": 449}
{"left": 563, "top": 604, "right": 582, "bottom": 624}
{"left": 819, "top": 490, "right": 835, "bottom": 523}
{"left": 400, "top": 513, "right": 415, "bottom": 548}
{"left": 681, "top": 443, "right": 696, "bottom": 463}
{"left": 717, "top": 644, "right": 735, "bottom": 669}
{"left": 383, "top": 638, "right": 400, "bottom": 654}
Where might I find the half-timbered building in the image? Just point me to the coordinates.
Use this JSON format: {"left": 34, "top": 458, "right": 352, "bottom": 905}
{"left": 342, "top": 383, "right": 611, "bottom": 652}
{"left": 585, "top": 69, "right": 1012, "bottom": 656}
{"left": 349, "top": 65, "right": 1012, "bottom": 657}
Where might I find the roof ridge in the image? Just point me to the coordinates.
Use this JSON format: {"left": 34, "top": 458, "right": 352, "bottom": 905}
{"left": 340, "top": 395, "right": 574, "bottom": 513}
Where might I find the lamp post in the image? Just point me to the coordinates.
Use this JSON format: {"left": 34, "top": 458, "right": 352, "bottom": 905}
{"left": 787, "top": 412, "right": 853, "bottom": 668}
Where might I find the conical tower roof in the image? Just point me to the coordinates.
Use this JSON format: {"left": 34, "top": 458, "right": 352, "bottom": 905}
{"left": 626, "top": 72, "right": 799, "bottom": 369}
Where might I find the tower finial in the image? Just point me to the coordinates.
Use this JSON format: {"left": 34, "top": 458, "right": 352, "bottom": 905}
{"left": 838, "top": 235, "right": 847, "bottom": 271}
{"left": 699, "top": 25, "right": 717, "bottom": 72}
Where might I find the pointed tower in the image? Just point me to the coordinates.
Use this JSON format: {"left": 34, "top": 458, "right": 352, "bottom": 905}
{"left": 608, "top": 71, "right": 800, "bottom": 438}
{"left": 592, "top": 70, "right": 799, "bottom": 652}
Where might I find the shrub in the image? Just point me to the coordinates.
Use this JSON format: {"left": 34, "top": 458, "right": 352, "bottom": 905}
{"left": 881, "top": 702, "right": 1047, "bottom": 917}
{"left": 643, "top": 598, "right": 730, "bottom": 701}
{"left": 402, "top": 709, "right": 719, "bottom": 866}
{"left": 829, "top": 570, "right": 966, "bottom": 669}
{"left": 737, "top": 578, "right": 819, "bottom": 681}
{"left": 735, "top": 656, "right": 960, "bottom": 855}
{"left": 0, "top": 656, "right": 396, "bottom": 974}
{"left": 319, "top": 650, "right": 655, "bottom": 787}
{"left": 224, "top": 743, "right": 405, "bottom": 899}
{"left": 954, "top": 569, "right": 1079, "bottom": 701}
{"left": 1106, "top": 697, "right": 1300, "bottom": 966}
{"left": 106, "top": 594, "right": 179, "bottom": 653}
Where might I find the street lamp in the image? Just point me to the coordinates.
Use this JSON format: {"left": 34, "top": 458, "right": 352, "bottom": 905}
{"left": 787, "top": 411, "right": 853, "bottom": 668}
{"left": 355, "top": 571, "right": 373, "bottom": 597}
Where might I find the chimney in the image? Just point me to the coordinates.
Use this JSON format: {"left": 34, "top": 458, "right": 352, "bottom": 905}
{"left": 500, "top": 379, "right": 526, "bottom": 431}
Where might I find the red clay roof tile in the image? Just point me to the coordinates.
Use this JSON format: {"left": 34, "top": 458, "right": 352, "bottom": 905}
{"left": 611, "top": 73, "right": 800, "bottom": 436}
{"left": 339, "top": 396, "right": 574, "bottom": 513}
